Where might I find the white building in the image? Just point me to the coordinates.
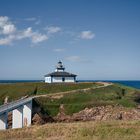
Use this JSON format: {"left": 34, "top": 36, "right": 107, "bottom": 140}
{"left": 44, "top": 61, "right": 77, "bottom": 83}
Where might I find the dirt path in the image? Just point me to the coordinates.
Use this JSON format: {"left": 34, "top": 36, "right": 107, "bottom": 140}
{"left": 33, "top": 82, "right": 113, "bottom": 99}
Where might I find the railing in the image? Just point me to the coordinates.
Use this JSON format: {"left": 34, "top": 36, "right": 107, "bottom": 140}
{"left": 0, "top": 97, "right": 33, "bottom": 115}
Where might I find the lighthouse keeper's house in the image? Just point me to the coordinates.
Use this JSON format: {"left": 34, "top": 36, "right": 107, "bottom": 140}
{"left": 44, "top": 61, "right": 77, "bottom": 83}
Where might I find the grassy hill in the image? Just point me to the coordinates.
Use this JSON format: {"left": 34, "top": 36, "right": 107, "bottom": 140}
{"left": 36, "top": 84, "right": 140, "bottom": 116}
{"left": 0, "top": 82, "right": 100, "bottom": 105}
{"left": 0, "top": 82, "right": 140, "bottom": 116}
{"left": 0, "top": 82, "right": 140, "bottom": 140}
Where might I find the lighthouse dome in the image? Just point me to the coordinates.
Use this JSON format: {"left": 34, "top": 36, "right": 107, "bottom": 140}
{"left": 55, "top": 61, "right": 65, "bottom": 72}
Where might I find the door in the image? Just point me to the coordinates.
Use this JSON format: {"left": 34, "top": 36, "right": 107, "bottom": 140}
{"left": 62, "top": 77, "right": 65, "bottom": 82}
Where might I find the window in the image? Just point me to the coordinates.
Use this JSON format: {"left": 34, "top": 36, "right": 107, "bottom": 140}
{"left": 62, "top": 77, "right": 65, "bottom": 82}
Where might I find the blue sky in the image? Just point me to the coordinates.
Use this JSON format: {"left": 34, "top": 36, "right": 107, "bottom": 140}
{"left": 0, "top": 0, "right": 140, "bottom": 80}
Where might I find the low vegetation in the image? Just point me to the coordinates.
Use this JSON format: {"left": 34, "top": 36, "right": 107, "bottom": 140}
{"left": 1, "top": 82, "right": 140, "bottom": 140}
{"left": 36, "top": 84, "right": 140, "bottom": 116}
{"left": 1, "top": 121, "right": 140, "bottom": 140}
{"left": 0, "top": 82, "right": 99, "bottom": 105}
{"left": 0, "top": 82, "right": 140, "bottom": 116}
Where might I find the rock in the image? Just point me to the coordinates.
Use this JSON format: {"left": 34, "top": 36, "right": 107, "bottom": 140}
{"left": 7, "top": 112, "right": 12, "bottom": 128}
{"left": 58, "top": 104, "right": 65, "bottom": 114}
{"left": 4, "top": 96, "right": 9, "bottom": 104}
{"left": 116, "top": 113, "right": 123, "bottom": 120}
{"left": 137, "top": 105, "right": 140, "bottom": 109}
{"left": 32, "top": 113, "right": 45, "bottom": 125}
{"left": 54, "top": 105, "right": 140, "bottom": 122}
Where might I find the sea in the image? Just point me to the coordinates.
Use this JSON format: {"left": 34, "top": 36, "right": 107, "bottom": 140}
{"left": 0, "top": 80, "right": 140, "bottom": 89}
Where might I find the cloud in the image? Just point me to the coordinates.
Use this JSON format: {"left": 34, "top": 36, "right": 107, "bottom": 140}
{"left": 0, "top": 16, "right": 16, "bottom": 35}
{"left": 53, "top": 48, "right": 65, "bottom": 52}
{"left": 35, "top": 20, "right": 41, "bottom": 25}
{"left": 46, "top": 26, "right": 61, "bottom": 34}
{"left": 0, "top": 16, "right": 49, "bottom": 46}
{"left": 0, "top": 35, "right": 15, "bottom": 45}
{"left": 15, "top": 27, "right": 33, "bottom": 40}
{"left": 3, "top": 24, "right": 16, "bottom": 34}
{"left": 31, "top": 33, "right": 48, "bottom": 43}
{"left": 0, "top": 16, "right": 96, "bottom": 47}
{"left": 66, "top": 56, "right": 82, "bottom": 62}
{"left": 17, "top": 27, "right": 48, "bottom": 43}
{"left": 25, "top": 17, "right": 41, "bottom": 25}
{"left": 0, "top": 16, "right": 8, "bottom": 26}
{"left": 66, "top": 55, "right": 92, "bottom": 63}
{"left": 20, "top": 27, "right": 33, "bottom": 38}
{"left": 80, "top": 30, "right": 95, "bottom": 40}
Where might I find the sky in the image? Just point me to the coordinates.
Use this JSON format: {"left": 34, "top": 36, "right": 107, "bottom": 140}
{"left": 0, "top": 0, "right": 140, "bottom": 80}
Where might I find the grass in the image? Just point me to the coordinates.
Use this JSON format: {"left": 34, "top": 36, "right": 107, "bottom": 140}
{"left": 0, "top": 81, "right": 140, "bottom": 117}
{"left": 36, "top": 84, "right": 140, "bottom": 116}
{"left": 0, "top": 120, "right": 140, "bottom": 140}
{"left": 0, "top": 82, "right": 99, "bottom": 105}
{"left": 0, "top": 82, "right": 140, "bottom": 140}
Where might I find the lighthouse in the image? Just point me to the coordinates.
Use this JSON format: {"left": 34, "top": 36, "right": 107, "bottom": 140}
{"left": 44, "top": 61, "right": 77, "bottom": 83}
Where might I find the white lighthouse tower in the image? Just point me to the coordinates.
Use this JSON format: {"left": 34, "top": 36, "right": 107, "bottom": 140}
{"left": 55, "top": 61, "right": 65, "bottom": 72}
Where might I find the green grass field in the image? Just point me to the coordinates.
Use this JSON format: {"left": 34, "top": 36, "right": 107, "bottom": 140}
{"left": 0, "top": 82, "right": 140, "bottom": 117}
{"left": 0, "top": 82, "right": 99, "bottom": 105}
{"left": 36, "top": 84, "right": 140, "bottom": 116}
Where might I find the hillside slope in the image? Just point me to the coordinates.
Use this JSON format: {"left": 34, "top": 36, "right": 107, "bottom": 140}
{"left": 0, "top": 82, "right": 100, "bottom": 105}
{"left": 1, "top": 82, "right": 140, "bottom": 140}
{"left": 35, "top": 83, "right": 140, "bottom": 117}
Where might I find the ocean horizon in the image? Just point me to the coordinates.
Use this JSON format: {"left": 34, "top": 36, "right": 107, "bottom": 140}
{"left": 0, "top": 80, "right": 140, "bottom": 89}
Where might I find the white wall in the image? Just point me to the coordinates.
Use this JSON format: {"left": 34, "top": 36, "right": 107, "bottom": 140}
{"left": 0, "top": 113, "right": 7, "bottom": 130}
{"left": 55, "top": 69, "right": 64, "bottom": 72}
{"left": 45, "top": 76, "right": 76, "bottom": 83}
{"left": 45, "top": 76, "right": 51, "bottom": 83}
{"left": 23, "top": 102, "right": 32, "bottom": 127}
{"left": 52, "top": 77, "right": 63, "bottom": 83}
{"left": 12, "top": 106, "right": 23, "bottom": 129}
{"left": 52, "top": 77, "right": 75, "bottom": 83}
{"left": 12, "top": 102, "right": 32, "bottom": 129}
{"left": 65, "top": 77, "right": 75, "bottom": 82}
